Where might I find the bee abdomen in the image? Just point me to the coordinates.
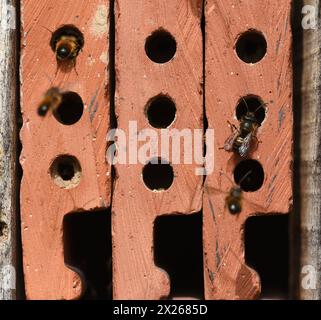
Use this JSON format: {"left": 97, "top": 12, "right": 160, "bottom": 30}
{"left": 38, "top": 105, "right": 49, "bottom": 117}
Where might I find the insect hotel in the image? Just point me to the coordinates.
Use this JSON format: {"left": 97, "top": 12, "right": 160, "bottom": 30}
{"left": 0, "top": 0, "right": 320, "bottom": 302}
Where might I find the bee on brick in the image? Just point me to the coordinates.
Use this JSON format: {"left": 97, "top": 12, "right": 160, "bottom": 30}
{"left": 224, "top": 98, "right": 266, "bottom": 157}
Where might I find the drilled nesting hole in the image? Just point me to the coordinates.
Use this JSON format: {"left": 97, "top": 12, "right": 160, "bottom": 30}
{"left": 236, "top": 96, "right": 266, "bottom": 125}
{"left": 145, "top": 29, "right": 177, "bottom": 63}
{"left": 234, "top": 159, "right": 264, "bottom": 192}
{"left": 146, "top": 95, "right": 176, "bottom": 128}
{"left": 236, "top": 30, "right": 267, "bottom": 64}
{"left": 50, "top": 155, "right": 81, "bottom": 189}
{"left": 143, "top": 158, "right": 174, "bottom": 191}
{"left": 50, "top": 25, "right": 84, "bottom": 60}
{"left": 54, "top": 92, "right": 84, "bottom": 125}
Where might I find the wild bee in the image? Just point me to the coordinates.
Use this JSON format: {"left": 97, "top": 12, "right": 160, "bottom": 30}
{"left": 206, "top": 170, "right": 253, "bottom": 215}
{"left": 49, "top": 25, "right": 84, "bottom": 62}
{"left": 223, "top": 98, "right": 266, "bottom": 157}
{"left": 224, "top": 170, "right": 252, "bottom": 214}
{"left": 37, "top": 87, "right": 62, "bottom": 117}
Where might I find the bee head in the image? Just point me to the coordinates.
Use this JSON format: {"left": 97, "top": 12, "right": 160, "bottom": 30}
{"left": 231, "top": 187, "right": 242, "bottom": 199}
{"left": 244, "top": 112, "right": 258, "bottom": 122}
{"left": 38, "top": 104, "right": 49, "bottom": 117}
{"left": 50, "top": 25, "right": 84, "bottom": 62}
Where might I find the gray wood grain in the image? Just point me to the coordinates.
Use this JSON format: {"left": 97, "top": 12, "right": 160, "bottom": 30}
{"left": 296, "top": 0, "right": 321, "bottom": 300}
{"left": 0, "top": 0, "right": 18, "bottom": 300}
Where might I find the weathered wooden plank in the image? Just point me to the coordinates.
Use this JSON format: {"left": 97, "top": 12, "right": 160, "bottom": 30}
{"left": 0, "top": 0, "right": 18, "bottom": 300}
{"left": 20, "top": 0, "right": 111, "bottom": 299}
{"left": 297, "top": 0, "right": 321, "bottom": 300}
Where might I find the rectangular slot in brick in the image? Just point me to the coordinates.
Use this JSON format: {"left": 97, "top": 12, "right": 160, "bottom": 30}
{"left": 63, "top": 210, "right": 112, "bottom": 300}
{"left": 154, "top": 212, "right": 204, "bottom": 300}
{"left": 245, "top": 215, "right": 289, "bottom": 300}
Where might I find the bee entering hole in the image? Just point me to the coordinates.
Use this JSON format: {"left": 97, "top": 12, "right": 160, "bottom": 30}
{"left": 143, "top": 158, "right": 174, "bottom": 191}
{"left": 236, "top": 30, "right": 267, "bottom": 64}
{"left": 234, "top": 160, "right": 264, "bottom": 192}
{"left": 146, "top": 95, "right": 176, "bottom": 128}
{"left": 50, "top": 155, "right": 81, "bottom": 189}
{"left": 236, "top": 96, "right": 266, "bottom": 125}
{"left": 145, "top": 29, "right": 177, "bottom": 63}
{"left": 50, "top": 25, "right": 84, "bottom": 62}
{"left": 54, "top": 92, "right": 84, "bottom": 125}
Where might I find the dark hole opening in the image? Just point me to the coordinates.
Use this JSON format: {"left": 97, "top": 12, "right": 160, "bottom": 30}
{"left": 145, "top": 29, "right": 177, "bottom": 63}
{"left": 63, "top": 210, "right": 112, "bottom": 300}
{"left": 236, "top": 96, "right": 266, "bottom": 125}
{"left": 245, "top": 215, "right": 289, "bottom": 299}
{"left": 154, "top": 212, "right": 204, "bottom": 299}
{"left": 50, "top": 155, "right": 81, "bottom": 186}
{"left": 146, "top": 95, "right": 176, "bottom": 128}
{"left": 234, "top": 159, "right": 264, "bottom": 192}
{"left": 236, "top": 30, "right": 267, "bottom": 64}
{"left": 54, "top": 92, "right": 84, "bottom": 125}
{"left": 143, "top": 158, "right": 174, "bottom": 191}
{"left": 58, "top": 161, "right": 75, "bottom": 181}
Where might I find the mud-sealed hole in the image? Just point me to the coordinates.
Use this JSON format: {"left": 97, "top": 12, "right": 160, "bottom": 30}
{"left": 154, "top": 212, "right": 204, "bottom": 299}
{"left": 236, "top": 96, "right": 266, "bottom": 125}
{"left": 54, "top": 92, "right": 84, "bottom": 125}
{"left": 63, "top": 210, "right": 112, "bottom": 300}
{"left": 50, "top": 155, "right": 81, "bottom": 189}
{"left": 234, "top": 159, "right": 264, "bottom": 192}
{"left": 0, "top": 221, "right": 8, "bottom": 239}
{"left": 236, "top": 30, "right": 267, "bottom": 64}
{"left": 245, "top": 215, "right": 289, "bottom": 299}
{"left": 50, "top": 25, "right": 84, "bottom": 61}
{"left": 143, "top": 158, "right": 174, "bottom": 191}
{"left": 145, "top": 29, "right": 177, "bottom": 63}
{"left": 146, "top": 95, "right": 176, "bottom": 128}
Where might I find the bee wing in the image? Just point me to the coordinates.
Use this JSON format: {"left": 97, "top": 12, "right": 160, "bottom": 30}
{"left": 238, "top": 133, "right": 252, "bottom": 157}
{"left": 242, "top": 196, "right": 266, "bottom": 214}
{"left": 224, "top": 132, "right": 238, "bottom": 151}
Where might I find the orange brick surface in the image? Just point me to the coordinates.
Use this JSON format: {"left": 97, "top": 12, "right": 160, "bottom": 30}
{"left": 20, "top": 0, "right": 111, "bottom": 299}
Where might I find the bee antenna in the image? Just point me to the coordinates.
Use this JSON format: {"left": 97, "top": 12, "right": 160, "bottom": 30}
{"left": 241, "top": 96, "right": 250, "bottom": 113}
{"left": 238, "top": 170, "right": 253, "bottom": 185}
{"left": 254, "top": 102, "right": 267, "bottom": 113}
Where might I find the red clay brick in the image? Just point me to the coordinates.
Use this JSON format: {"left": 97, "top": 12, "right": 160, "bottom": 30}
{"left": 203, "top": 0, "right": 293, "bottom": 299}
{"left": 20, "top": 0, "right": 111, "bottom": 299}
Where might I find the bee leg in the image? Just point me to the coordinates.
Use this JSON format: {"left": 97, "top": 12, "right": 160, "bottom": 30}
{"left": 253, "top": 135, "right": 262, "bottom": 151}
{"left": 227, "top": 120, "right": 239, "bottom": 133}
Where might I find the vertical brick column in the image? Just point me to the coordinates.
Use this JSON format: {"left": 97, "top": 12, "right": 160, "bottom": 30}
{"left": 113, "top": 0, "right": 203, "bottom": 299}
{"left": 203, "top": 0, "right": 293, "bottom": 299}
{"left": 20, "top": 0, "right": 111, "bottom": 299}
